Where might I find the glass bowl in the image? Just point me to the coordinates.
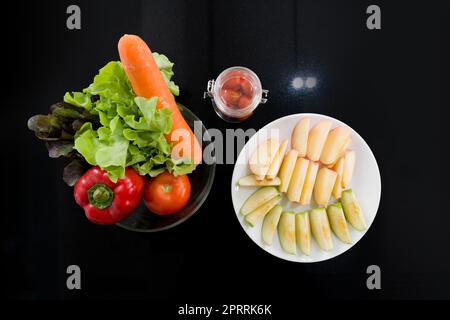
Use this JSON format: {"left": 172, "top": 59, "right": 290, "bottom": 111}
{"left": 116, "top": 103, "right": 216, "bottom": 232}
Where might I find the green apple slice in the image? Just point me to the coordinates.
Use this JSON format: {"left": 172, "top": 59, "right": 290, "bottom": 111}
{"left": 295, "top": 211, "right": 311, "bottom": 255}
{"left": 326, "top": 203, "right": 352, "bottom": 244}
{"left": 245, "top": 195, "right": 281, "bottom": 227}
{"left": 238, "top": 175, "right": 281, "bottom": 187}
{"left": 261, "top": 205, "right": 283, "bottom": 245}
{"left": 310, "top": 208, "right": 334, "bottom": 251}
{"left": 341, "top": 189, "right": 366, "bottom": 231}
{"left": 278, "top": 212, "right": 297, "bottom": 254}
{"left": 240, "top": 187, "right": 279, "bottom": 216}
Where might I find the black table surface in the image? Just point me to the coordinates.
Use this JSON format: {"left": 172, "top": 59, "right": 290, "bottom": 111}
{"left": 3, "top": 0, "right": 449, "bottom": 301}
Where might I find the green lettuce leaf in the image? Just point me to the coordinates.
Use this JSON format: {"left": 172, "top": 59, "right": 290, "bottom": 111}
{"left": 67, "top": 59, "right": 195, "bottom": 181}
{"left": 153, "top": 52, "right": 180, "bottom": 96}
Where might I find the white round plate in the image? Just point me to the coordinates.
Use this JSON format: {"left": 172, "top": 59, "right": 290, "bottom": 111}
{"left": 231, "top": 113, "right": 381, "bottom": 263}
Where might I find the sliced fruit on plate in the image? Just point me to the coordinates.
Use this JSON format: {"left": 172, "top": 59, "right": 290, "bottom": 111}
{"left": 278, "top": 149, "right": 299, "bottom": 192}
{"left": 249, "top": 139, "right": 280, "bottom": 178}
{"left": 313, "top": 167, "right": 337, "bottom": 207}
{"left": 295, "top": 211, "right": 311, "bottom": 255}
{"left": 287, "top": 157, "right": 309, "bottom": 202}
{"left": 262, "top": 205, "right": 283, "bottom": 245}
{"left": 310, "top": 208, "right": 334, "bottom": 251}
{"left": 306, "top": 120, "right": 332, "bottom": 161}
{"left": 240, "top": 187, "right": 279, "bottom": 216}
{"left": 278, "top": 212, "right": 297, "bottom": 254}
{"left": 341, "top": 150, "right": 355, "bottom": 188}
{"left": 291, "top": 117, "right": 310, "bottom": 157}
{"left": 327, "top": 203, "right": 352, "bottom": 244}
{"left": 300, "top": 161, "right": 319, "bottom": 205}
{"left": 245, "top": 195, "right": 282, "bottom": 227}
{"left": 332, "top": 157, "right": 345, "bottom": 199}
{"left": 238, "top": 175, "right": 281, "bottom": 187}
{"left": 341, "top": 189, "right": 366, "bottom": 230}
{"left": 320, "top": 126, "right": 351, "bottom": 165}
{"left": 325, "top": 137, "right": 351, "bottom": 168}
{"left": 339, "top": 137, "right": 351, "bottom": 158}
{"left": 266, "top": 139, "right": 289, "bottom": 179}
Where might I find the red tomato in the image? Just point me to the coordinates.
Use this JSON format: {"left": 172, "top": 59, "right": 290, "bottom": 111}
{"left": 238, "top": 95, "right": 252, "bottom": 108}
{"left": 240, "top": 78, "right": 254, "bottom": 97}
{"left": 220, "top": 88, "right": 241, "bottom": 107}
{"left": 144, "top": 171, "right": 191, "bottom": 215}
{"left": 222, "top": 77, "right": 241, "bottom": 91}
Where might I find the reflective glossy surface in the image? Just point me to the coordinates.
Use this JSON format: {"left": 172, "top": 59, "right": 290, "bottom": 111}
{"left": 6, "top": 0, "right": 448, "bottom": 300}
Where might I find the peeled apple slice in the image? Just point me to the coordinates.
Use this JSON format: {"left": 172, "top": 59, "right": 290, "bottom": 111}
{"left": 306, "top": 120, "right": 332, "bottom": 161}
{"left": 341, "top": 189, "right": 366, "bottom": 231}
{"left": 240, "top": 187, "right": 279, "bottom": 216}
{"left": 295, "top": 211, "right": 311, "bottom": 255}
{"left": 266, "top": 140, "right": 289, "bottom": 179}
{"left": 326, "top": 203, "right": 351, "bottom": 244}
{"left": 278, "top": 149, "right": 299, "bottom": 193}
{"left": 249, "top": 139, "right": 280, "bottom": 178}
{"left": 332, "top": 157, "right": 345, "bottom": 199}
{"left": 313, "top": 167, "right": 337, "bottom": 207}
{"left": 278, "top": 212, "right": 297, "bottom": 254}
{"left": 341, "top": 150, "right": 355, "bottom": 188}
{"left": 291, "top": 117, "right": 310, "bottom": 157}
{"left": 310, "top": 208, "right": 334, "bottom": 251}
{"left": 245, "top": 195, "right": 281, "bottom": 227}
{"left": 320, "top": 126, "right": 351, "bottom": 165}
{"left": 300, "top": 161, "right": 320, "bottom": 205}
{"left": 238, "top": 175, "right": 281, "bottom": 187}
{"left": 339, "top": 137, "right": 351, "bottom": 158}
{"left": 262, "top": 205, "right": 283, "bottom": 245}
{"left": 287, "top": 157, "right": 309, "bottom": 202}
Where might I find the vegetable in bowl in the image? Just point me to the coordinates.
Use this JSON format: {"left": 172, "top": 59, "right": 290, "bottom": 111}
{"left": 29, "top": 52, "right": 195, "bottom": 184}
{"left": 27, "top": 34, "right": 209, "bottom": 226}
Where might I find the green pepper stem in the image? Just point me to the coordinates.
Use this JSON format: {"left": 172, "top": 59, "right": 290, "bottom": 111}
{"left": 88, "top": 184, "right": 114, "bottom": 209}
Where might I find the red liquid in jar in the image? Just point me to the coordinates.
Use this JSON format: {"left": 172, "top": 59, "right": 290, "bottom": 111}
{"left": 220, "top": 74, "right": 254, "bottom": 109}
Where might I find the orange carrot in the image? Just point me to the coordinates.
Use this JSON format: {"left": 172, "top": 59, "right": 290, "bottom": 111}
{"left": 118, "top": 34, "right": 202, "bottom": 165}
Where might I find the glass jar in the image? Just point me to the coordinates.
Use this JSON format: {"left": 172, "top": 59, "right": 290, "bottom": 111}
{"left": 204, "top": 66, "right": 268, "bottom": 122}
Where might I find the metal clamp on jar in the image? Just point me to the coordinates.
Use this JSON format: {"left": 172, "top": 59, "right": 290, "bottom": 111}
{"left": 204, "top": 66, "right": 268, "bottom": 123}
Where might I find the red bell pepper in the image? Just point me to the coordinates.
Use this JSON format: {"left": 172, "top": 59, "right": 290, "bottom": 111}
{"left": 74, "top": 166, "right": 145, "bottom": 225}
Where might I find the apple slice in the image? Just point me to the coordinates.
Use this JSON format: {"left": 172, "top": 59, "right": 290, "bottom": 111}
{"left": 249, "top": 139, "right": 280, "bottom": 178}
{"left": 240, "top": 187, "right": 279, "bottom": 216}
{"left": 341, "top": 150, "right": 356, "bottom": 188}
{"left": 310, "top": 208, "right": 334, "bottom": 251}
{"left": 339, "top": 137, "right": 351, "bottom": 157}
{"left": 238, "top": 175, "right": 281, "bottom": 187}
{"left": 266, "top": 139, "right": 289, "bottom": 179}
{"left": 327, "top": 203, "right": 351, "bottom": 244}
{"left": 278, "top": 212, "right": 297, "bottom": 254}
{"left": 341, "top": 189, "right": 366, "bottom": 231}
{"left": 320, "top": 126, "right": 351, "bottom": 165}
{"left": 245, "top": 195, "right": 281, "bottom": 227}
{"left": 313, "top": 167, "right": 337, "bottom": 207}
{"left": 332, "top": 157, "right": 345, "bottom": 199}
{"left": 291, "top": 117, "right": 310, "bottom": 157}
{"left": 287, "top": 157, "right": 309, "bottom": 202}
{"left": 262, "top": 205, "right": 282, "bottom": 245}
{"left": 306, "top": 120, "right": 332, "bottom": 161}
{"left": 300, "top": 161, "right": 320, "bottom": 205}
{"left": 295, "top": 211, "right": 311, "bottom": 255}
{"left": 278, "top": 149, "right": 299, "bottom": 193}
